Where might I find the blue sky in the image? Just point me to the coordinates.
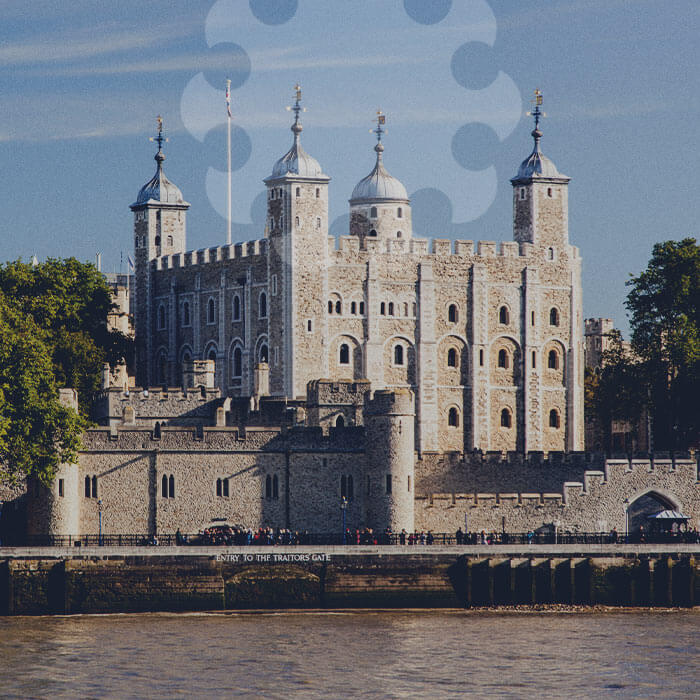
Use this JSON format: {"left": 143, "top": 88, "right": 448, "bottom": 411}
{"left": 1, "top": 0, "right": 698, "bottom": 335}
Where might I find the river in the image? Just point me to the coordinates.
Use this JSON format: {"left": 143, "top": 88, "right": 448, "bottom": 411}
{"left": 0, "top": 610, "right": 697, "bottom": 698}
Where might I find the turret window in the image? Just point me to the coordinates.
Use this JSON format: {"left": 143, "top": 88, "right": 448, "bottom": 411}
{"left": 498, "top": 349, "right": 509, "bottom": 369}
{"left": 339, "top": 343, "right": 350, "bottom": 365}
{"left": 549, "top": 307, "right": 560, "bottom": 327}
{"left": 232, "top": 347, "right": 242, "bottom": 377}
{"left": 316, "top": 188, "right": 320, "bottom": 198}
{"left": 448, "top": 407, "right": 460, "bottom": 427}
{"left": 499, "top": 306, "right": 509, "bottom": 324}
{"left": 547, "top": 187, "right": 553, "bottom": 197}
{"left": 548, "top": 349, "right": 559, "bottom": 369}
{"left": 397, "top": 207, "right": 403, "bottom": 218}
{"left": 549, "top": 409, "right": 560, "bottom": 428}
{"left": 447, "top": 348, "right": 457, "bottom": 367}
{"left": 370, "top": 206, "right": 377, "bottom": 218}
{"left": 448, "top": 304, "right": 458, "bottom": 323}
{"left": 520, "top": 188, "right": 526, "bottom": 200}
{"left": 393, "top": 344, "right": 404, "bottom": 366}
{"left": 500, "top": 408, "right": 512, "bottom": 428}
{"left": 295, "top": 187, "right": 301, "bottom": 197}
{"left": 207, "top": 298, "right": 216, "bottom": 324}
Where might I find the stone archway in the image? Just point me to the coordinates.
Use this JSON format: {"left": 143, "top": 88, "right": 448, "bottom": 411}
{"left": 627, "top": 491, "right": 679, "bottom": 533}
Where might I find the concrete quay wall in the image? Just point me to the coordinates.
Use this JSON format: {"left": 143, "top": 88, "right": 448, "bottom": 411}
{"left": 1, "top": 546, "right": 698, "bottom": 614}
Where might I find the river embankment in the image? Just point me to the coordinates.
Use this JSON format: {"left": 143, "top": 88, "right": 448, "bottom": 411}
{"left": 1, "top": 544, "right": 697, "bottom": 614}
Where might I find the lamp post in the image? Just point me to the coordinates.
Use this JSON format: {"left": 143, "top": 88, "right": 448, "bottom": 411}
{"left": 341, "top": 497, "right": 348, "bottom": 545}
{"left": 98, "top": 499, "right": 103, "bottom": 546}
{"left": 623, "top": 498, "right": 630, "bottom": 544}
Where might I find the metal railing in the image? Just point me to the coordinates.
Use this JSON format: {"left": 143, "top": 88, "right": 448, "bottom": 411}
{"left": 6, "top": 530, "right": 699, "bottom": 548}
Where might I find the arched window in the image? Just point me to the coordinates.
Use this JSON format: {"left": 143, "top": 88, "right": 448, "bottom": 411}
{"left": 369, "top": 229, "right": 377, "bottom": 237}
{"left": 167, "top": 235, "right": 173, "bottom": 246}
{"left": 397, "top": 206, "right": 403, "bottom": 218}
{"left": 532, "top": 351, "right": 536, "bottom": 368}
{"left": 169, "top": 475, "right": 175, "bottom": 498}
{"left": 380, "top": 302, "right": 386, "bottom": 315}
{"left": 499, "top": 306, "right": 509, "bottom": 324}
{"left": 498, "top": 349, "right": 509, "bottom": 369}
{"left": 500, "top": 408, "right": 512, "bottom": 428}
{"left": 351, "top": 301, "right": 357, "bottom": 314}
{"left": 259, "top": 344, "right": 268, "bottom": 363}
{"left": 388, "top": 302, "right": 394, "bottom": 316}
{"left": 272, "top": 474, "right": 279, "bottom": 499}
{"left": 328, "top": 300, "right": 333, "bottom": 314}
{"left": 335, "top": 300, "right": 341, "bottom": 314}
{"left": 403, "top": 303, "right": 408, "bottom": 317}
{"left": 259, "top": 292, "right": 267, "bottom": 318}
{"left": 232, "top": 295, "right": 240, "bottom": 321}
{"left": 183, "top": 301, "right": 191, "bottom": 326}
{"left": 549, "top": 409, "right": 560, "bottom": 428}
{"left": 448, "top": 407, "right": 459, "bottom": 427}
{"left": 339, "top": 343, "right": 350, "bottom": 365}
{"left": 265, "top": 475, "right": 272, "bottom": 499}
{"left": 316, "top": 188, "right": 320, "bottom": 198}
{"left": 295, "top": 187, "right": 301, "bottom": 197}
{"left": 155, "top": 235, "right": 161, "bottom": 247}
{"left": 447, "top": 348, "right": 457, "bottom": 367}
{"left": 548, "top": 349, "right": 559, "bottom": 369}
{"left": 208, "top": 348, "right": 217, "bottom": 363}
{"left": 158, "top": 304, "right": 166, "bottom": 330}
{"left": 397, "top": 231, "right": 402, "bottom": 238}
{"left": 549, "top": 307, "right": 560, "bottom": 326}
{"left": 336, "top": 415, "right": 345, "bottom": 428}
{"left": 370, "top": 206, "right": 377, "bottom": 218}
{"left": 161, "top": 474, "right": 168, "bottom": 498}
{"left": 448, "top": 304, "right": 458, "bottom": 323}
{"left": 394, "top": 344, "right": 404, "bottom": 366}
{"left": 207, "top": 298, "right": 215, "bottom": 324}
{"left": 233, "top": 347, "right": 242, "bottom": 377}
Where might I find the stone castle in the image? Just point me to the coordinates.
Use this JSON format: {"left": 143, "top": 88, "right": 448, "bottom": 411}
{"left": 20, "top": 89, "right": 699, "bottom": 540}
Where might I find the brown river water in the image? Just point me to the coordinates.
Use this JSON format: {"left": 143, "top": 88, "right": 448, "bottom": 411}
{"left": 0, "top": 610, "right": 697, "bottom": 699}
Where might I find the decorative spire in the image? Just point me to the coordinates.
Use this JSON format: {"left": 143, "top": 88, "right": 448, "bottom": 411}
{"left": 525, "top": 89, "right": 546, "bottom": 152}
{"left": 286, "top": 83, "right": 305, "bottom": 143}
{"left": 149, "top": 115, "right": 168, "bottom": 164}
{"left": 371, "top": 109, "right": 386, "bottom": 161}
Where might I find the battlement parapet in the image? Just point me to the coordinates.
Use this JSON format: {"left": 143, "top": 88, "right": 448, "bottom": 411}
{"left": 365, "top": 388, "right": 414, "bottom": 417}
{"left": 153, "top": 239, "right": 267, "bottom": 271}
{"left": 307, "top": 379, "right": 371, "bottom": 407}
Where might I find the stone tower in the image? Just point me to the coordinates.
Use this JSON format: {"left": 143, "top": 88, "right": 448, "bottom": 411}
{"left": 365, "top": 389, "right": 415, "bottom": 532}
{"left": 510, "top": 90, "right": 570, "bottom": 250}
{"left": 264, "top": 86, "right": 331, "bottom": 398}
{"left": 349, "top": 111, "right": 412, "bottom": 245}
{"left": 130, "top": 117, "right": 189, "bottom": 387}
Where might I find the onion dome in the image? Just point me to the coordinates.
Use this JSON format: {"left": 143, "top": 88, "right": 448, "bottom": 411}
{"left": 511, "top": 90, "right": 569, "bottom": 184}
{"left": 266, "top": 85, "right": 327, "bottom": 181}
{"left": 350, "top": 112, "right": 408, "bottom": 203}
{"left": 133, "top": 116, "right": 187, "bottom": 206}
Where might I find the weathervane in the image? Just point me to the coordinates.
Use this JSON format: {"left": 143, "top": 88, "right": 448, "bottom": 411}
{"left": 150, "top": 115, "right": 168, "bottom": 153}
{"left": 286, "top": 83, "right": 306, "bottom": 127}
{"left": 526, "top": 89, "right": 546, "bottom": 130}
{"left": 371, "top": 109, "right": 386, "bottom": 143}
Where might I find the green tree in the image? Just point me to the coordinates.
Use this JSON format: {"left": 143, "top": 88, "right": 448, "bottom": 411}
{"left": 626, "top": 238, "right": 700, "bottom": 450}
{"left": 0, "top": 258, "right": 133, "bottom": 417}
{"left": 0, "top": 295, "right": 85, "bottom": 484}
{"left": 586, "top": 330, "right": 646, "bottom": 452}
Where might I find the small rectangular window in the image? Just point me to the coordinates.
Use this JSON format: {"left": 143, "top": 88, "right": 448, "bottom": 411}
{"left": 366, "top": 475, "right": 371, "bottom": 496}
{"left": 386, "top": 474, "right": 392, "bottom": 494}
{"left": 274, "top": 346, "right": 279, "bottom": 366}
{"left": 58, "top": 479, "right": 64, "bottom": 497}
{"left": 223, "top": 479, "right": 229, "bottom": 497}
{"left": 271, "top": 274, "right": 277, "bottom": 296}
{"left": 307, "top": 319, "right": 312, "bottom": 332}
{"left": 407, "top": 475, "right": 411, "bottom": 492}
{"left": 479, "top": 349, "right": 484, "bottom": 366}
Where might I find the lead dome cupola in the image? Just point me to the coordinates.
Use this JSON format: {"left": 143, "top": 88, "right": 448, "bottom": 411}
{"left": 134, "top": 116, "right": 186, "bottom": 206}
{"left": 350, "top": 112, "right": 408, "bottom": 203}
{"left": 266, "top": 85, "right": 327, "bottom": 181}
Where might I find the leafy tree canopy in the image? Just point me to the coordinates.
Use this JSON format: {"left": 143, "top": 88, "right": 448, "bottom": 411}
{"left": 0, "top": 258, "right": 133, "bottom": 483}
{"left": 625, "top": 238, "right": 700, "bottom": 449}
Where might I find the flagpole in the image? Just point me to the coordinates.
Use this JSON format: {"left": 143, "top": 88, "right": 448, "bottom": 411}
{"left": 226, "top": 78, "right": 232, "bottom": 246}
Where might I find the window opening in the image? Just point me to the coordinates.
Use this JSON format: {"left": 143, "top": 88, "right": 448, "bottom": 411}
{"left": 501, "top": 408, "right": 512, "bottom": 428}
